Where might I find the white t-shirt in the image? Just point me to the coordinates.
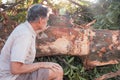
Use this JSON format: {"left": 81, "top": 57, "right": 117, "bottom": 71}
{"left": 0, "top": 21, "right": 37, "bottom": 80}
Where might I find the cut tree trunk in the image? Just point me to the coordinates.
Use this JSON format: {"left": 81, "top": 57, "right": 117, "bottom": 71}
{"left": 36, "top": 26, "right": 120, "bottom": 68}
{"left": 0, "top": 12, "right": 120, "bottom": 68}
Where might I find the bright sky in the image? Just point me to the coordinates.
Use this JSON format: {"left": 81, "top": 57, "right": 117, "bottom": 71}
{"left": 2, "top": 0, "right": 7, "bottom": 3}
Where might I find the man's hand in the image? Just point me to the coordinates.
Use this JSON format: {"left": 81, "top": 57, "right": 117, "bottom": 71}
{"left": 39, "top": 62, "right": 62, "bottom": 72}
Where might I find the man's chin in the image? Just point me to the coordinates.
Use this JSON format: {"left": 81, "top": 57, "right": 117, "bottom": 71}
{"left": 36, "top": 30, "right": 42, "bottom": 34}
{"left": 36, "top": 29, "right": 46, "bottom": 34}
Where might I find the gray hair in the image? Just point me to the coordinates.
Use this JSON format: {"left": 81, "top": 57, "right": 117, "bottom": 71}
{"left": 26, "top": 4, "right": 48, "bottom": 22}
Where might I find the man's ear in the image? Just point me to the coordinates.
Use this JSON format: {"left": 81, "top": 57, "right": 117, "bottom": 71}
{"left": 38, "top": 18, "right": 42, "bottom": 24}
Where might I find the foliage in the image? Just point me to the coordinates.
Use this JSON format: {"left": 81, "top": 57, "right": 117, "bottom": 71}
{"left": 35, "top": 56, "right": 120, "bottom": 80}
{"left": 93, "top": 0, "right": 120, "bottom": 29}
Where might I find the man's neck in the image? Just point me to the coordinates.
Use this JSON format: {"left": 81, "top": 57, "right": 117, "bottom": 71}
{"left": 29, "top": 22, "right": 43, "bottom": 34}
{"left": 29, "top": 22, "right": 38, "bottom": 31}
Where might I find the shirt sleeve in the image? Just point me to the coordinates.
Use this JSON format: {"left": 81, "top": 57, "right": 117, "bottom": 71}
{"left": 11, "top": 34, "right": 32, "bottom": 63}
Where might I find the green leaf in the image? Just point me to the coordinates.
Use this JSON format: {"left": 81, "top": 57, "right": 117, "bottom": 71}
{"left": 64, "top": 69, "right": 70, "bottom": 75}
{"left": 68, "top": 57, "right": 74, "bottom": 64}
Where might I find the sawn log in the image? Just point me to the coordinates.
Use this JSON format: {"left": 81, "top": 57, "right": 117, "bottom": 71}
{"left": 36, "top": 26, "right": 120, "bottom": 68}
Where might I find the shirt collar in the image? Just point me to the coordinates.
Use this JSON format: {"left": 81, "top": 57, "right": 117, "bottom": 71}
{"left": 25, "top": 21, "right": 37, "bottom": 37}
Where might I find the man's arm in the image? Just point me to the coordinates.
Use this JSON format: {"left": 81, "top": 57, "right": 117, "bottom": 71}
{"left": 11, "top": 62, "right": 61, "bottom": 75}
{"left": 11, "top": 62, "right": 40, "bottom": 74}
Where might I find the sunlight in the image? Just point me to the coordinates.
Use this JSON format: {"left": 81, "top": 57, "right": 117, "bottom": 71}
{"left": 51, "top": 0, "right": 68, "bottom": 4}
{"left": 2, "top": 0, "right": 7, "bottom": 3}
{"left": 86, "top": 0, "right": 98, "bottom": 3}
{"left": 90, "top": 0, "right": 98, "bottom": 3}
{"left": 51, "top": 0, "right": 98, "bottom": 4}
{"left": 2, "top": 0, "right": 15, "bottom": 3}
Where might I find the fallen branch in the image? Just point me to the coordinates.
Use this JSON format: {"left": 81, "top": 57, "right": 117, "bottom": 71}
{"left": 95, "top": 70, "right": 120, "bottom": 80}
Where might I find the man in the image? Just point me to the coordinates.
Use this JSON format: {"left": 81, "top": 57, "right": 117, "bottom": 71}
{"left": 0, "top": 4, "right": 63, "bottom": 80}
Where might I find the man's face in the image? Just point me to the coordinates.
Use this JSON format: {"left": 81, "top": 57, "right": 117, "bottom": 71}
{"left": 38, "top": 16, "right": 49, "bottom": 32}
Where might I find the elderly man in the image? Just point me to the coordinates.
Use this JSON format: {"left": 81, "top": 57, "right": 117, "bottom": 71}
{"left": 0, "top": 4, "right": 63, "bottom": 80}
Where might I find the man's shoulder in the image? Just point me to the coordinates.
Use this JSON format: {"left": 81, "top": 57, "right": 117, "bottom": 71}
{"left": 12, "top": 22, "right": 32, "bottom": 36}
{"left": 15, "top": 22, "right": 29, "bottom": 32}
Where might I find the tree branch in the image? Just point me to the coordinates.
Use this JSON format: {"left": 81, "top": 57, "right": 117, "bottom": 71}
{"left": 67, "top": 0, "right": 83, "bottom": 8}
{"left": 0, "top": 0, "right": 24, "bottom": 12}
{"left": 95, "top": 70, "right": 120, "bottom": 80}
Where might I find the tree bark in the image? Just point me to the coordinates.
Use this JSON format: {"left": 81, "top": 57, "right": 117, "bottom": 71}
{"left": 36, "top": 26, "right": 120, "bottom": 68}
{"left": 0, "top": 12, "right": 120, "bottom": 68}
